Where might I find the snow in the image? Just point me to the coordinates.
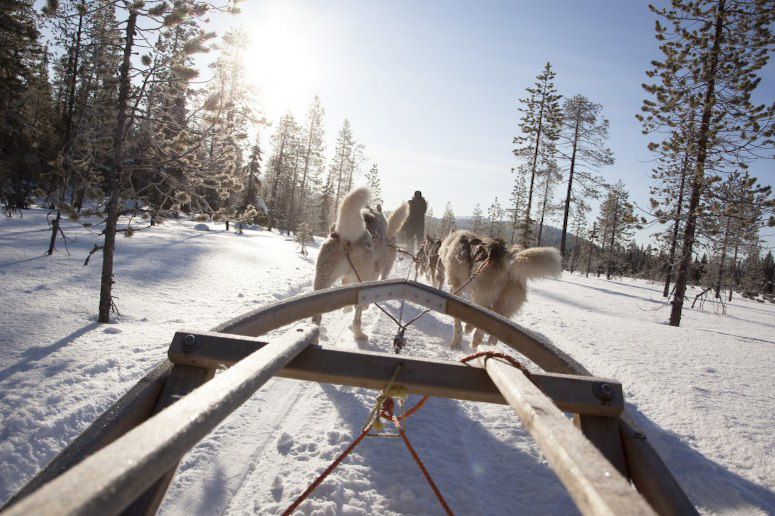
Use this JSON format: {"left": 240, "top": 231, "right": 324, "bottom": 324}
{"left": 1, "top": 209, "right": 774, "bottom": 515}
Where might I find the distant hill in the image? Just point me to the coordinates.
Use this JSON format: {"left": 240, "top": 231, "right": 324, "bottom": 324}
{"left": 443, "top": 216, "right": 576, "bottom": 248}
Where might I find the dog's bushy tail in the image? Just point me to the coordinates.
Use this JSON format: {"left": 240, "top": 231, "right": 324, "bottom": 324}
{"left": 387, "top": 202, "right": 409, "bottom": 239}
{"left": 336, "top": 187, "right": 371, "bottom": 242}
{"left": 509, "top": 246, "right": 562, "bottom": 283}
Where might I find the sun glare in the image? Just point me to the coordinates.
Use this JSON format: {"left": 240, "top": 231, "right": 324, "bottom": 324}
{"left": 244, "top": 5, "right": 321, "bottom": 119}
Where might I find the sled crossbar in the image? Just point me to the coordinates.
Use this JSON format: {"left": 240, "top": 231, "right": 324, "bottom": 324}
{"left": 168, "top": 329, "right": 624, "bottom": 416}
{"left": 2, "top": 279, "right": 697, "bottom": 516}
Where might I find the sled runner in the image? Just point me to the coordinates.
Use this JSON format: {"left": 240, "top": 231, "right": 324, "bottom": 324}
{"left": 1, "top": 279, "right": 697, "bottom": 516}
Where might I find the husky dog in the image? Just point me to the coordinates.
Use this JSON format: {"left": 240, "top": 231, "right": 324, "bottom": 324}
{"left": 439, "top": 229, "right": 561, "bottom": 347}
{"left": 416, "top": 235, "right": 444, "bottom": 288}
{"left": 313, "top": 187, "right": 409, "bottom": 338}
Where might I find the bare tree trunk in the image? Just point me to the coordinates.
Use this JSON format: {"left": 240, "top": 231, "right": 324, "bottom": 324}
{"left": 606, "top": 206, "right": 619, "bottom": 280}
{"left": 585, "top": 222, "right": 596, "bottom": 277}
{"left": 570, "top": 233, "right": 579, "bottom": 273}
{"left": 522, "top": 93, "right": 546, "bottom": 247}
{"left": 714, "top": 214, "right": 731, "bottom": 298}
{"left": 333, "top": 144, "right": 347, "bottom": 213}
{"left": 98, "top": 10, "right": 136, "bottom": 324}
{"left": 560, "top": 118, "right": 580, "bottom": 257}
{"left": 267, "top": 128, "right": 288, "bottom": 232}
{"left": 663, "top": 145, "right": 690, "bottom": 297}
{"left": 536, "top": 172, "right": 551, "bottom": 246}
{"left": 728, "top": 241, "right": 739, "bottom": 302}
{"left": 670, "top": 0, "right": 725, "bottom": 327}
{"left": 290, "top": 120, "right": 316, "bottom": 231}
{"left": 47, "top": 12, "right": 84, "bottom": 255}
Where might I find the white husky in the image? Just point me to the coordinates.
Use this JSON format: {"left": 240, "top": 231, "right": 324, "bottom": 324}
{"left": 439, "top": 229, "right": 562, "bottom": 347}
{"left": 312, "top": 187, "right": 409, "bottom": 338}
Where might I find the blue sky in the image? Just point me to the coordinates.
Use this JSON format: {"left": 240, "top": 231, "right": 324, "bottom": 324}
{"left": 217, "top": 0, "right": 774, "bottom": 245}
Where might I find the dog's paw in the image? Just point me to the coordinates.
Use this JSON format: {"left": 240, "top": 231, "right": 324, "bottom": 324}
{"left": 311, "top": 314, "right": 322, "bottom": 325}
{"left": 351, "top": 325, "right": 367, "bottom": 340}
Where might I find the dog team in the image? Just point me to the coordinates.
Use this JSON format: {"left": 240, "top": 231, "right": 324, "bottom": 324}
{"left": 312, "top": 187, "right": 561, "bottom": 346}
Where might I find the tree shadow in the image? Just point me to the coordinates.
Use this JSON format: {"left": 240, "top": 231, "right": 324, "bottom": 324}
{"left": 629, "top": 405, "right": 775, "bottom": 513}
{"left": 0, "top": 322, "right": 100, "bottom": 384}
{"left": 557, "top": 279, "right": 667, "bottom": 306}
{"left": 694, "top": 328, "right": 775, "bottom": 345}
{"left": 531, "top": 286, "right": 617, "bottom": 316}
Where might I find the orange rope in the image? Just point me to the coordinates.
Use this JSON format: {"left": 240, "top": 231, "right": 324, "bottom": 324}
{"left": 283, "top": 393, "right": 452, "bottom": 515}
{"left": 460, "top": 351, "right": 532, "bottom": 379}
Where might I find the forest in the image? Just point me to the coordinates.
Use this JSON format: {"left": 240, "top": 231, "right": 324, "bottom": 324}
{"left": 1, "top": 0, "right": 773, "bottom": 328}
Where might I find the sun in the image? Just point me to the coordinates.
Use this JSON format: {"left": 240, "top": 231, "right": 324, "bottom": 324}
{"left": 243, "top": 4, "right": 321, "bottom": 119}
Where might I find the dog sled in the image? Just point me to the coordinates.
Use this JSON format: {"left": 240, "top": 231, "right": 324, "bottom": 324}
{"left": 1, "top": 279, "right": 697, "bottom": 516}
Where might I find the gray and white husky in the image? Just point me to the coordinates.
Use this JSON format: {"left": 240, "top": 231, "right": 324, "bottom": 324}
{"left": 313, "top": 187, "right": 409, "bottom": 338}
{"left": 439, "top": 229, "right": 562, "bottom": 347}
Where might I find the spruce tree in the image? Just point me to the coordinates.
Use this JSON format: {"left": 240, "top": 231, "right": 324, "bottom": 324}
{"left": 471, "top": 203, "right": 484, "bottom": 234}
{"left": 365, "top": 163, "right": 383, "bottom": 205}
{"left": 289, "top": 96, "right": 325, "bottom": 232}
{"left": 507, "top": 168, "right": 527, "bottom": 244}
{"left": 513, "top": 62, "right": 562, "bottom": 247}
{"left": 596, "top": 182, "right": 637, "bottom": 279}
{"left": 639, "top": 0, "right": 775, "bottom": 326}
{"left": 557, "top": 94, "right": 613, "bottom": 257}
{"left": 487, "top": 197, "right": 504, "bottom": 238}
{"left": 439, "top": 202, "right": 456, "bottom": 237}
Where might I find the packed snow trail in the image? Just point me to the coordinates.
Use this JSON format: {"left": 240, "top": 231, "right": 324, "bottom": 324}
{"left": 2, "top": 212, "right": 774, "bottom": 514}
{"left": 160, "top": 259, "right": 577, "bottom": 515}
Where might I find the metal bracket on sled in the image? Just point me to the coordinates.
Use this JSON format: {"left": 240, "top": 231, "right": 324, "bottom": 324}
{"left": 357, "top": 284, "right": 448, "bottom": 313}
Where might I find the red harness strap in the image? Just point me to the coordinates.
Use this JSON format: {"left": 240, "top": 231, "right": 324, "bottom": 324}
{"left": 283, "top": 394, "right": 453, "bottom": 516}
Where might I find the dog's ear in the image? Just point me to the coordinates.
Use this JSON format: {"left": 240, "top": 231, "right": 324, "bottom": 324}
{"left": 376, "top": 203, "right": 382, "bottom": 213}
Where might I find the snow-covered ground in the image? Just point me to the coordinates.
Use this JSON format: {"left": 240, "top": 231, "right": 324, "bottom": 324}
{"left": 1, "top": 209, "right": 773, "bottom": 515}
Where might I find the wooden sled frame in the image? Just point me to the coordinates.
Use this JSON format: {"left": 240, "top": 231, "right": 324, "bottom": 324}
{"left": 1, "top": 279, "right": 697, "bottom": 516}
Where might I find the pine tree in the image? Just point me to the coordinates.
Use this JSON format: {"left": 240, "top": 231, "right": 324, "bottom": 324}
{"left": 487, "top": 197, "right": 504, "bottom": 238}
{"left": 649, "top": 127, "right": 694, "bottom": 297}
{"left": 365, "top": 163, "right": 383, "bottom": 205}
{"left": 513, "top": 62, "right": 563, "bottom": 247}
{"left": 289, "top": 96, "right": 325, "bottom": 232}
{"left": 94, "top": 0, "right": 226, "bottom": 322}
{"left": 331, "top": 119, "right": 355, "bottom": 214}
{"left": 425, "top": 206, "right": 436, "bottom": 237}
{"left": 596, "top": 182, "right": 637, "bottom": 279}
{"left": 569, "top": 198, "right": 590, "bottom": 273}
{"left": 506, "top": 168, "right": 527, "bottom": 244}
{"left": 439, "top": 202, "right": 456, "bottom": 237}
{"left": 761, "top": 251, "right": 774, "bottom": 295}
{"left": 471, "top": 203, "right": 484, "bottom": 234}
{"left": 265, "top": 112, "right": 300, "bottom": 231}
{"left": 557, "top": 94, "right": 613, "bottom": 257}
{"left": 295, "top": 221, "right": 313, "bottom": 255}
{"left": 639, "top": 0, "right": 775, "bottom": 326}
{"left": 535, "top": 150, "right": 561, "bottom": 246}
{"left": 0, "top": 4, "right": 55, "bottom": 215}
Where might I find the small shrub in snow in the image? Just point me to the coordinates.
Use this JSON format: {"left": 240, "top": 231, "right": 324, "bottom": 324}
{"left": 295, "top": 222, "right": 314, "bottom": 255}
{"left": 194, "top": 223, "right": 210, "bottom": 231}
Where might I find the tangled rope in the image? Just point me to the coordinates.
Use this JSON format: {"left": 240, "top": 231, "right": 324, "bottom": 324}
{"left": 460, "top": 351, "right": 533, "bottom": 380}
{"left": 283, "top": 366, "right": 452, "bottom": 516}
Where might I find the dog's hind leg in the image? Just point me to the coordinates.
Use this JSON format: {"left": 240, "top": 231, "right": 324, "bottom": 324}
{"left": 341, "top": 275, "right": 355, "bottom": 312}
{"left": 351, "top": 267, "right": 381, "bottom": 339}
{"left": 448, "top": 279, "right": 465, "bottom": 348}
{"left": 312, "top": 243, "right": 344, "bottom": 324}
{"left": 351, "top": 305, "right": 367, "bottom": 340}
